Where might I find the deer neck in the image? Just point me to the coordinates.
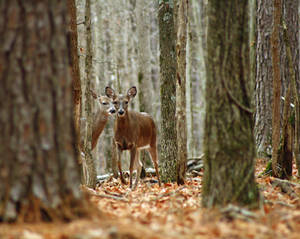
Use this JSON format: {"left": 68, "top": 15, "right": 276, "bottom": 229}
{"left": 93, "top": 108, "right": 109, "bottom": 131}
{"left": 116, "top": 111, "right": 130, "bottom": 128}
{"left": 98, "top": 108, "right": 109, "bottom": 122}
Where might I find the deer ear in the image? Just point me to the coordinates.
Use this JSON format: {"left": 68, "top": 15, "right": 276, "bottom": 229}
{"left": 127, "top": 86, "right": 137, "bottom": 98}
{"left": 105, "top": 86, "right": 115, "bottom": 99}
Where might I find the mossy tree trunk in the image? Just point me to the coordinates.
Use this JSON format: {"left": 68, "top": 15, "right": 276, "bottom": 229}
{"left": 202, "top": 1, "right": 259, "bottom": 208}
{"left": 0, "top": 0, "right": 91, "bottom": 222}
{"left": 158, "top": 0, "right": 178, "bottom": 182}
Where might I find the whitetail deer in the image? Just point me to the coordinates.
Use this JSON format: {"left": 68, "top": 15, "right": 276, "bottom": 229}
{"left": 105, "top": 86, "right": 161, "bottom": 189}
{"left": 80, "top": 91, "right": 115, "bottom": 151}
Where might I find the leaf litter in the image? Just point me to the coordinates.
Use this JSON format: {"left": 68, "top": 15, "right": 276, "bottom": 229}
{"left": 1, "top": 158, "right": 300, "bottom": 239}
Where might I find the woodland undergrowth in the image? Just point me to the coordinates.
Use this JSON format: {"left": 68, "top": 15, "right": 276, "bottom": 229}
{"left": 1, "top": 158, "right": 300, "bottom": 239}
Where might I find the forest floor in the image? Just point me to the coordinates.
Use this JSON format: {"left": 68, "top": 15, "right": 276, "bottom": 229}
{"left": 1, "top": 159, "right": 300, "bottom": 239}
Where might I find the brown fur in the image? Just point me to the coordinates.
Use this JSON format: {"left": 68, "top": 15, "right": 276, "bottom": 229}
{"left": 106, "top": 86, "right": 161, "bottom": 189}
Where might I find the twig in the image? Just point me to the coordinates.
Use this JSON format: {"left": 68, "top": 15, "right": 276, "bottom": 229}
{"left": 104, "top": 190, "right": 126, "bottom": 198}
{"left": 82, "top": 186, "right": 129, "bottom": 202}
{"left": 271, "top": 178, "right": 300, "bottom": 188}
{"left": 93, "top": 193, "right": 129, "bottom": 202}
{"left": 274, "top": 201, "right": 296, "bottom": 208}
{"left": 270, "top": 178, "right": 299, "bottom": 198}
{"left": 151, "top": 186, "right": 187, "bottom": 201}
{"left": 221, "top": 204, "right": 258, "bottom": 221}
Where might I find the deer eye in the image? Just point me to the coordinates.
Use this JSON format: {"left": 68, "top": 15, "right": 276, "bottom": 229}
{"left": 113, "top": 101, "right": 118, "bottom": 105}
{"left": 125, "top": 101, "right": 128, "bottom": 104}
{"left": 102, "top": 102, "right": 108, "bottom": 105}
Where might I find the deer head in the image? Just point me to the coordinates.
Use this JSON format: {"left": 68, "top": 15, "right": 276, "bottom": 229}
{"left": 91, "top": 90, "right": 116, "bottom": 116}
{"left": 105, "top": 86, "right": 137, "bottom": 117}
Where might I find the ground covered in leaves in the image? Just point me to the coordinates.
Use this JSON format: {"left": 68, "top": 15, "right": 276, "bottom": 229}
{"left": 1, "top": 159, "right": 300, "bottom": 239}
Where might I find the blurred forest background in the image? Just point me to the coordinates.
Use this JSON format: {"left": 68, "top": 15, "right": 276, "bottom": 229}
{"left": 77, "top": 0, "right": 205, "bottom": 175}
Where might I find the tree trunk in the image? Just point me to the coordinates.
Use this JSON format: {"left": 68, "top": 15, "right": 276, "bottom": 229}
{"left": 136, "top": 0, "right": 153, "bottom": 114}
{"left": 82, "top": 0, "right": 97, "bottom": 188}
{"left": 0, "top": 0, "right": 91, "bottom": 222}
{"left": 202, "top": 1, "right": 259, "bottom": 207}
{"left": 271, "top": 0, "right": 283, "bottom": 178}
{"left": 280, "top": 5, "right": 299, "bottom": 178}
{"left": 189, "top": 0, "right": 206, "bottom": 156}
{"left": 282, "top": 0, "right": 300, "bottom": 176}
{"left": 67, "top": 0, "right": 82, "bottom": 163}
{"left": 158, "top": 0, "right": 178, "bottom": 182}
{"left": 255, "top": 0, "right": 273, "bottom": 157}
{"left": 175, "top": 0, "right": 188, "bottom": 185}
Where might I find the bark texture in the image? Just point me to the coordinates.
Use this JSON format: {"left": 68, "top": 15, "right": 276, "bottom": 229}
{"left": 0, "top": 0, "right": 90, "bottom": 222}
{"left": 83, "top": 0, "right": 97, "bottom": 188}
{"left": 202, "top": 1, "right": 259, "bottom": 207}
{"left": 282, "top": 0, "right": 300, "bottom": 176}
{"left": 175, "top": 0, "right": 188, "bottom": 185}
{"left": 67, "top": 0, "right": 82, "bottom": 162}
{"left": 271, "top": 0, "right": 283, "bottom": 178}
{"left": 255, "top": 0, "right": 273, "bottom": 157}
{"left": 158, "top": 0, "right": 178, "bottom": 182}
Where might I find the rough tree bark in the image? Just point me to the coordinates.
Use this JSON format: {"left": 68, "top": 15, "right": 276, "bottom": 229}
{"left": 0, "top": 0, "right": 91, "bottom": 222}
{"left": 255, "top": 0, "right": 273, "bottom": 158}
{"left": 67, "top": 0, "right": 82, "bottom": 163}
{"left": 202, "top": 1, "right": 259, "bottom": 207}
{"left": 282, "top": 0, "right": 300, "bottom": 176}
{"left": 175, "top": 0, "right": 188, "bottom": 185}
{"left": 271, "top": 0, "right": 283, "bottom": 178}
{"left": 158, "top": 0, "right": 178, "bottom": 182}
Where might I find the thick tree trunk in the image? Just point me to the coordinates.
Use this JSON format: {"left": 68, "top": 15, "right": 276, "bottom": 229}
{"left": 158, "top": 0, "right": 178, "bottom": 182}
{"left": 255, "top": 0, "right": 273, "bottom": 157}
{"left": 175, "top": 0, "right": 188, "bottom": 185}
{"left": 0, "top": 0, "right": 91, "bottom": 222}
{"left": 202, "top": 1, "right": 259, "bottom": 207}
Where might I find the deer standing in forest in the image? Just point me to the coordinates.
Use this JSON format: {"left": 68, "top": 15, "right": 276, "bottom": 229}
{"left": 105, "top": 86, "right": 161, "bottom": 189}
{"left": 80, "top": 91, "right": 116, "bottom": 151}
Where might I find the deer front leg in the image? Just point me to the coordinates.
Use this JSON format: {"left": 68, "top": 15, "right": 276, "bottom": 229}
{"left": 129, "top": 147, "right": 137, "bottom": 189}
{"left": 148, "top": 146, "right": 161, "bottom": 187}
{"left": 133, "top": 150, "right": 142, "bottom": 190}
{"left": 116, "top": 145, "right": 127, "bottom": 185}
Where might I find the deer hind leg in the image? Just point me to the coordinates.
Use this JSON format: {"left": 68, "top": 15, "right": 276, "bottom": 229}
{"left": 129, "top": 147, "right": 137, "bottom": 189}
{"left": 117, "top": 146, "right": 127, "bottom": 185}
{"left": 148, "top": 146, "right": 161, "bottom": 187}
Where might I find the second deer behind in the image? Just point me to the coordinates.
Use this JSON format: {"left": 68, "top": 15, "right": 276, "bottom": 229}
{"left": 105, "top": 86, "right": 161, "bottom": 189}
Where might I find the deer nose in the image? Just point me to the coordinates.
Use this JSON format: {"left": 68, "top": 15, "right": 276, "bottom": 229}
{"left": 118, "top": 109, "right": 125, "bottom": 115}
{"left": 109, "top": 108, "right": 116, "bottom": 114}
